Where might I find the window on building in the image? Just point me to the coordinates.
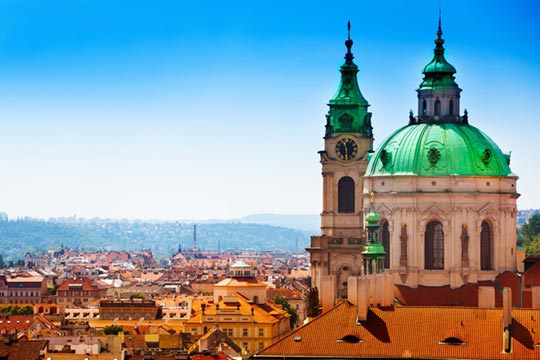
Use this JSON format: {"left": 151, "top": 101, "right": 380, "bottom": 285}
{"left": 242, "top": 328, "right": 248, "bottom": 337}
{"left": 259, "top": 342, "right": 265, "bottom": 350}
{"left": 338, "top": 177, "right": 355, "bottom": 213}
{"left": 434, "top": 99, "right": 441, "bottom": 116}
{"left": 380, "top": 220, "right": 390, "bottom": 269}
{"left": 225, "top": 328, "right": 233, "bottom": 336}
{"left": 422, "top": 99, "right": 427, "bottom": 114}
{"left": 448, "top": 99, "right": 454, "bottom": 115}
{"left": 480, "top": 221, "right": 493, "bottom": 270}
{"left": 425, "top": 221, "right": 444, "bottom": 269}
{"left": 258, "top": 328, "right": 264, "bottom": 337}
{"left": 242, "top": 342, "right": 248, "bottom": 350}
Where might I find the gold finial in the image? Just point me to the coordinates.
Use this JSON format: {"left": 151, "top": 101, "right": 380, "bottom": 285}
{"left": 370, "top": 191, "right": 375, "bottom": 204}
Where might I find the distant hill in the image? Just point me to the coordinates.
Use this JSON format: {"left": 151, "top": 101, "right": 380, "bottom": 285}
{"left": 0, "top": 218, "right": 312, "bottom": 262}
{"left": 237, "top": 214, "right": 319, "bottom": 232}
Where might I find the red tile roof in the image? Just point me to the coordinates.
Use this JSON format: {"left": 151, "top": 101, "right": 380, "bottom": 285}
{"left": 255, "top": 301, "right": 540, "bottom": 359}
{"left": 0, "top": 340, "right": 48, "bottom": 360}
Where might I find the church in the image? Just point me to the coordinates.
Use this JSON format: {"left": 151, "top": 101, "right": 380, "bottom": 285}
{"left": 308, "top": 18, "right": 519, "bottom": 307}
{"left": 254, "top": 20, "right": 540, "bottom": 360}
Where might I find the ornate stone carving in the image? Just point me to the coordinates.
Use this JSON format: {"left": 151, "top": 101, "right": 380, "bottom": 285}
{"left": 400, "top": 223, "right": 408, "bottom": 268}
{"left": 482, "top": 148, "right": 492, "bottom": 166}
{"left": 427, "top": 147, "right": 441, "bottom": 167}
{"left": 461, "top": 223, "right": 469, "bottom": 268}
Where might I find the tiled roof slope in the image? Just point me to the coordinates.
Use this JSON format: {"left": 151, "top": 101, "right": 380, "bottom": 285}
{"left": 254, "top": 301, "right": 540, "bottom": 359}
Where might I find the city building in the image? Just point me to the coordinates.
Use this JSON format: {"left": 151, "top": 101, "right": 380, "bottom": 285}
{"left": 308, "top": 18, "right": 519, "bottom": 308}
{"left": 0, "top": 275, "right": 48, "bottom": 305}
{"left": 99, "top": 298, "right": 162, "bottom": 321}
{"left": 56, "top": 277, "right": 108, "bottom": 307}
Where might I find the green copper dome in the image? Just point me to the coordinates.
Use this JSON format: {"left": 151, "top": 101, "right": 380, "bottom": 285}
{"left": 366, "top": 122, "right": 513, "bottom": 177}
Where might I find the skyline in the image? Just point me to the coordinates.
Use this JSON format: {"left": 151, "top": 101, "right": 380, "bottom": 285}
{"left": 0, "top": 0, "right": 538, "bottom": 220}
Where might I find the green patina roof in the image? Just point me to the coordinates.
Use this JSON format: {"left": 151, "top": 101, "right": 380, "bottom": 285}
{"left": 325, "top": 23, "right": 372, "bottom": 137}
{"left": 418, "top": 18, "right": 459, "bottom": 91}
{"left": 363, "top": 197, "right": 385, "bottom": 257}
{"left": 362, "top": 242, "right": 386, "bottom": 256}
{"left": 365, "top": 122, "right": 513, "bottom": 177}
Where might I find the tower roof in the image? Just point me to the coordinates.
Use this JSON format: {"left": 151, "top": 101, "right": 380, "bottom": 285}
{"left": 418, "top": 15, "right": 459, "bottom": 91}
{"left": 325, "top": 22, "right": 372, "bottom": 137}
{"left": 366, "top": 17, "right": 513, "bottom": 178}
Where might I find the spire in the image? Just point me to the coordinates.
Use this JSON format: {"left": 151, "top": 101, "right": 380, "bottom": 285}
{"left": 420, "top": 11, "right": 457, "bottom": 88}
{"left": 345, "top": 20, "right": 354, "bottom": 63}
{"left": 325, "top": 22, "right": 372, "bottom": 138}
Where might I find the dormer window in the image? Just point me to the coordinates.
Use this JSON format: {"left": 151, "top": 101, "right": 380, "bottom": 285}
{"left": 338, "top": 335, "right": 363, "bottom": 343}
{"left": 439, "top": 337, "right": 466, "bottom": 345}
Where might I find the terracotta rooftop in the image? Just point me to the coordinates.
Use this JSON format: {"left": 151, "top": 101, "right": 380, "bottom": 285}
{"left": 0, "top": 340, "right": 48, "bottom": 360}
{"left": 57, "top": 277, "right": 108, "bottom": 292}
{"left": 267, "top": 287, "right": 303, "bottom": 300}
{"left": 255, "top": 301, "right": 540, "bottom": 359}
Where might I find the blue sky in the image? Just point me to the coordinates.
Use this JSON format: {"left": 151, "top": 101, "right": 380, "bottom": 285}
{"left": 0, "top": 0, "right": 538, "bottom": 220}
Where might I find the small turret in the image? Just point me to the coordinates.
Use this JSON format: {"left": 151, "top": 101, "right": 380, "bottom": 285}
{"left": 362, "top": 192, "right": 386, "bottom": 275}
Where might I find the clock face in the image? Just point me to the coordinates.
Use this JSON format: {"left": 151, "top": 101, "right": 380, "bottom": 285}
{"left": 335, "top": 138, "right": 358, "bottom": 160}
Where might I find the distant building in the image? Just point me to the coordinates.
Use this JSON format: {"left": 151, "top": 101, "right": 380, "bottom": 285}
{"left": 0, "top": 275, "right": 47, "bottom": 305}
{"left": 99, "top": 298, "right": 162, "bottom": 320}
{"left": 56, "top": 277, "right": 108, "bottom": 307}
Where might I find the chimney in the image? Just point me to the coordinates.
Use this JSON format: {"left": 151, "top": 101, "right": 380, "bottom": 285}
{"left": 532, "top": 286, "right": 540, "bottom": 309}
{"left": 478, "top": 286, "right": 495, "bottom": 308}
{"left": 357, "top": 277, "right": 368, "bottom": 321}
{"left": 502, "top": 287, "right": 512, "bottom": 353}
{"left": 321, "top": 275, "right": 336, "bottom": 312}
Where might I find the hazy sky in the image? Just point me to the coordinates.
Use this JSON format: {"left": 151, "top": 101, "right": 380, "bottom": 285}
{"left": 0, "top": 0, "right": 538, "bottom": 220}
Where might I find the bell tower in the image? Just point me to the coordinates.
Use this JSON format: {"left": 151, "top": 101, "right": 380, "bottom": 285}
{"left": 308, "top": 23, "right": 374, "bottom": 305}
{"left": 321, "top": 21, "right": 373, "bottom": 237}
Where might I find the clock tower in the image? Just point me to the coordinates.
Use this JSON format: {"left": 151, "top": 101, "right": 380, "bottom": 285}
{"left": 308, "top": 23, "right": 374, "bottom": 304}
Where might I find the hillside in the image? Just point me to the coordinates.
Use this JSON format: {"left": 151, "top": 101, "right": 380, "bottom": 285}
{"left": 0, "top": 218, "right": 312, "bottom": 261}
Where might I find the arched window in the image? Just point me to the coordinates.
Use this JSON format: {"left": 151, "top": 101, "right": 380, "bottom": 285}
{"left": 448, "top": 99, "right": 454, "bottom": 115}
{"left": 425, "top": 221, "right": 444, "bottom": 269}
{"left": 338, "top": 177, "right": 355, "bottom": 213}
{"left": 434, "top": 99, "right": 441, "bottom": 116}
{"left": 422, "top": 99, "right": 427, "bottom": 114}
{"left": 380, "top": 221, "right": 390, "bottom": 269}
{"left": 480, "top": 221, "right": 493, "bottom": 270}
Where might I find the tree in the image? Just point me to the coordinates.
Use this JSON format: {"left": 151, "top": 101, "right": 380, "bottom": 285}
{"left": 521, "top": 215, "right": 540, "bottom": 257}
{"left": 526, "top": 236, "right": 540, "bottom": 257}
{"left": 521, "top": 214, "right": 540, "bottom": 241}
{"left": 103, "top": 325, "right": 124, "bottom": 335}
{"left": 0, "top": 305, "right": 34, "bottom": 315}
{"left": 273, "top": 295, "right": 299, "bottom": 329}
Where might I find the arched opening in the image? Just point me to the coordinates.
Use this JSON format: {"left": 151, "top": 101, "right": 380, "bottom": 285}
{"left": 338, "top": 177, "right": 355, "bottom": 213}
{"left": 380, "top": 220, "right": 390, "bottom": 269}
{"left": 448, "top": 99, "right": 454, "bottom": 115}
{"left": 422, "top": 99, "right": 427, "bottom": 114}
{"left": 434, "top": 99, "right": 441, "bottom": 116}
{"left": 425, "top": 221, "right": 444, "bottom": 269}
{"left": 480, "top": 221, "right": 493, "bottom": 270}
